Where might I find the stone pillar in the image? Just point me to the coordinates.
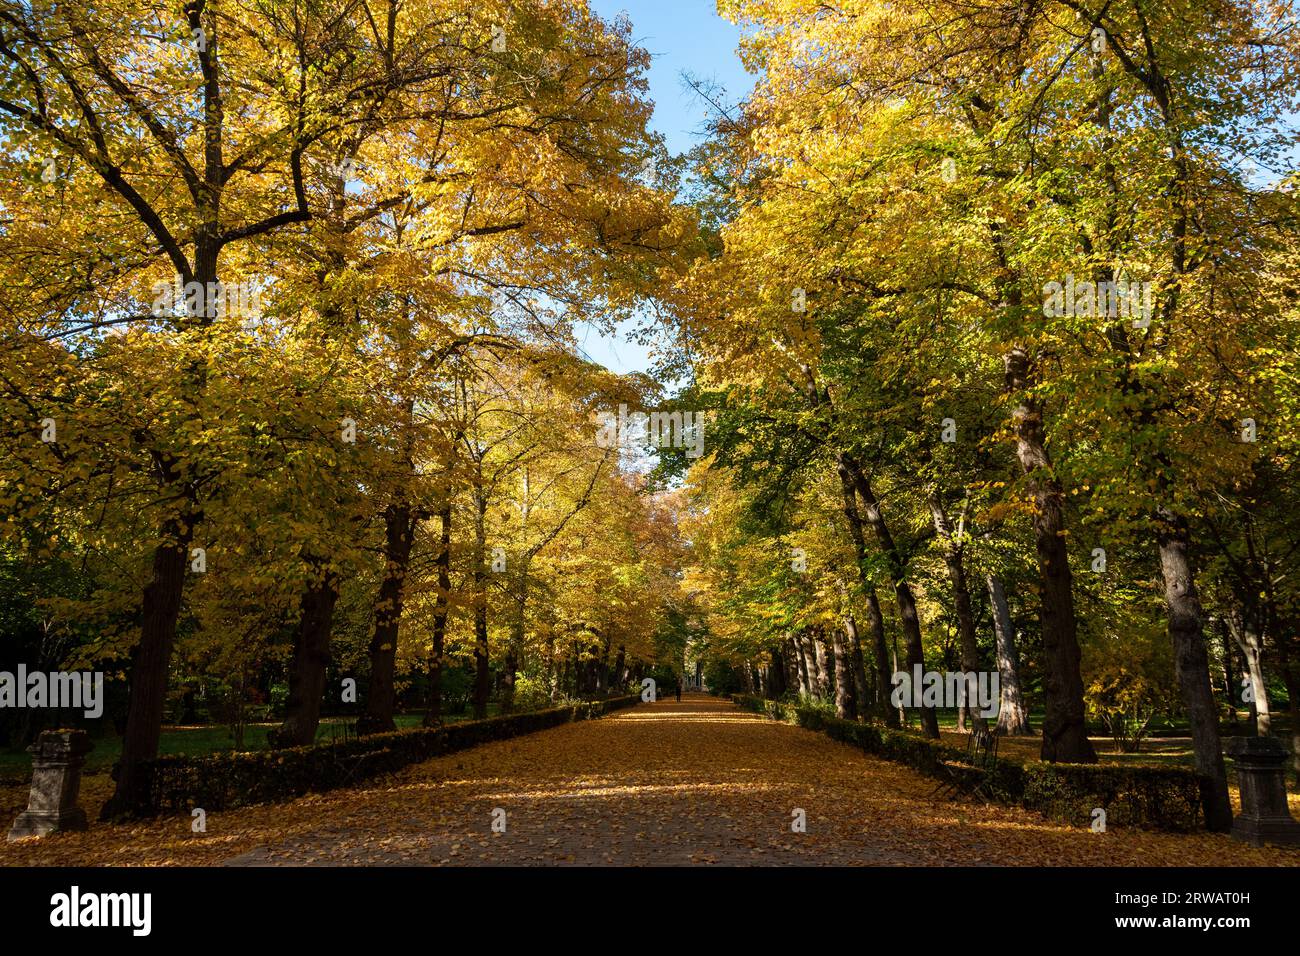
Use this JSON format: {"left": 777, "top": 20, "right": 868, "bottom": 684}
{"left": 1224, "top": 735, "right": 1300, "bottom": 848}
{"left": 7, "top": 729, "right": 94, "bottom": 841}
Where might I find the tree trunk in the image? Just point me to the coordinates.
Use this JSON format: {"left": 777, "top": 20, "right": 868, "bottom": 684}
{"left": 103, "top": 235, "right": 227, "bottom": 820}
{"left": 424, "top": 496, "right": 453, "bottom": 726}
{"left": 866, "top": 590, "right": 898, "bottom": 727}
{"left": 500, "top": 563, "right": 529, "bottom": 715}
{"left": 1218, "top": 618, "right": 1241, "bottom": 731}
{"left": 891, "top": 635, "right": 906, "bottom": 727}
{"left": 1157, "top": 510, "right": 1232, "bottom": 832}
{"left": 544, "top": 632, "right": 558, "bottom": 700}
{"left": 276, "top": 563, "right": 339, "bottom": 746}
{"left": 613, "top": 644, "right": 626, "bottom": 693}
{"left": 274, "top": 206, "right": 351, "bottom": 747}
{"left": 835, "top": 461, "right": 896, "bottom": 726}
{"left": 795, "top": 633, "right": 813, "bottom": 696}
{"left": 475, "top": 598, "right": 488, "bottom": 717}
{"left": 472, "top": 489, "right": 490, "bottom": 719}
{"left": 929, "top": 494, "right": 986, "bottom": 734}
{"left": 844, "top": 612, "right": 870, "bottom": 722}
{"left": 812, "top": 629, "right": 833, "bottom": 699}
{"left": 102, "top": 505, "right": 194, "bottom": 819}
{"left": 987, "top": 575, "right": 1031, "bottom": 735}
{"left": 358, "top": 503, "right": 416, "bottom": 735}
{"left": 768, "top": 649, "right": 787, "bottom": 700}
{"left": 829, "top": 624, "right": 856, "bottom": 719}
{"left": 1003, "top": 349, "right": 1095, "bottom": 763}
{"left": 784, "top": 638, "right": 800, "bottom": 697}
{"left": 596, "top": 633, "right": 611, "bottom": 695}
{"left": 803, "top": 632, "right": 820, "bottom": 695}
{"left": 843, "top": 457, "right": 939, "bottom": 738}
{"left": 1226, "top": 608, "right": 1271, "bottom": 736}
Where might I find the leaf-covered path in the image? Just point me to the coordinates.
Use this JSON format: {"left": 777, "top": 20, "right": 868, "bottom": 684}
{"left": 2, "top": 695, "right": 1296, "bottom": 866}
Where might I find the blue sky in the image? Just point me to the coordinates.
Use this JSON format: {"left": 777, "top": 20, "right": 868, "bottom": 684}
{"left": 574, "top": 1, "right": 754, "bottom": 375}
{"left": 589, "top": 0, "right": 753, "bottom": 157}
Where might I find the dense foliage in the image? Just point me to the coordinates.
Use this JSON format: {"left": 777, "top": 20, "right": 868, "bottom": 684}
{"left": 0, "top": 0, "right": 697, "bottom": 817}
{"left": 1, "top": 0, "right": 1297, "bottom": 838}
{"left": 675, "top": 0, "right": 1300, "bottom": 833}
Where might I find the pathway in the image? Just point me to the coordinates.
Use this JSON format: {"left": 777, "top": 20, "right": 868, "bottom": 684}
{"left": 2, "top": 694, "right": 1293, "bottom": 866}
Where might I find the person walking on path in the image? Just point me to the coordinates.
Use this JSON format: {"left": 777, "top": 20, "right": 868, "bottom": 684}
{"left": 675, "top": 675, "right": 682, "bottom": 702}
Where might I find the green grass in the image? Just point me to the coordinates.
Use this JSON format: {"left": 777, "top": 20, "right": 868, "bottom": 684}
{"left": 0, "top": 705, "right": 501, "bottom": 782}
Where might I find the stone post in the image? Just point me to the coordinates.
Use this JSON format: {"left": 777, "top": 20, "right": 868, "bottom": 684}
{"left": 7, "top": 729, "right": 94, "bottom": 841}
{"left": 1224, "top": 735, "right": 1300, "bottom": 848}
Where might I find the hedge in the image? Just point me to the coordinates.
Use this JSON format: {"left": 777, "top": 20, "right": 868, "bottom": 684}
{"left": 731, "top": 694, "right": 1202, "bottom": 832}
{"left": 129, "top": 695, "right": 641, "bottom": 817}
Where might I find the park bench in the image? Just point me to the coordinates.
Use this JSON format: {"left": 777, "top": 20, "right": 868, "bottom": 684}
{"left": 931, "top": 726, "right": 998, "bottom": 803}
